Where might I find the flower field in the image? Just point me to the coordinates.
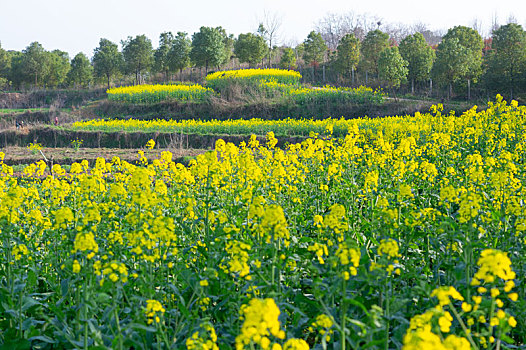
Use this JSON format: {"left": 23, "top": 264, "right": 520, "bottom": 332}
{"left": 206, "top": 68, "right": 302, "bottom": 85}
{"left": 104, "top": 70, "right": 383, "bottom": 108}
{"left": 107, "top": 83, "right": 214, "bottom": 103}
{"left": 287, "top": 85, "right": 384, "bottom": 105}
{"left": 260, "top": 82, "right": 384, "bottom": 105}
{"left": 204, "top": 68, "right": 382, "bottom": 105}
{"left": 70, "top": 115, "right": 385, "bottom": 136}
{"left": 205, "top": 68, "right": 301, "bottom": 93}
{"left": 1, "top": 96, "right": 525, "bottom": 349}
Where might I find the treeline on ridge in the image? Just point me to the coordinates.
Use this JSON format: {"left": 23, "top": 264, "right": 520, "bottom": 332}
{"left": 1, "top": 16, "right": 526, "bottom": 101}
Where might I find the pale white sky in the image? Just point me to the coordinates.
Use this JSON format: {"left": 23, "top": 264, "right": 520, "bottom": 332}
{"left": 1, "top": 0, "right": 525, "bottom": 57}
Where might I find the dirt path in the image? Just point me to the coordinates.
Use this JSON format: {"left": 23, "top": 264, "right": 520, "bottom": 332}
{"left": 1, "top": 146, "right": 206, "bottom": 166}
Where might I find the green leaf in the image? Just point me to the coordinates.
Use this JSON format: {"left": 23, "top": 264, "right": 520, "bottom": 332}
{"left": 130, "top": 322, "right": 157, "bottom": 333}
{"left": 362, "top": 339, "right": 385, "bottom": 349}
{"left": 29, "top": 335, "right": 56, "bottom": 344}
{"left": 94, "top": 292, "right": 111, "bottom": 304}
{"left": 60, "top": 279, "right": 69, "bottom": 297}
{"left": 21, "top": 296, "right": 41, "bottom": 311}
{"left": 0, "top": 339, "right": 31, "bottom": 350}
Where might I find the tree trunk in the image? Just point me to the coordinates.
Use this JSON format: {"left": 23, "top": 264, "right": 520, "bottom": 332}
{"left": 365, "top": 71, "right": 368, "bottom": 85}
{"left": 449, "top": 83, "right": 452, "bottom": 100}
{"left": 411, "top": 79, "right": 414, "bottom": 94}
{"left": 510, "top": 69, "right": 514, "bottom": 100}
{"left": 351, "top": 67, "right": 355, "bottom": 85}
{"left": 429, "top": 78, "right": 432, "bottom": 95}
{"left": 322, "top": 65, "right": 326, "bottom": 83}
{"left": 268, "top": 41, "right": 272, "bottom": 68}
{"left": 107, "top": 74, "right": 111, "bottom": 89}
{"left": 467, "top": 79, "right": 471, "bottom": 100}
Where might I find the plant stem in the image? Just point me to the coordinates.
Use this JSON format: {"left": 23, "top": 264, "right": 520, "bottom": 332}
{"left": 341, "top": 278, "right": 347, "bottom": 350}
{"left": 449, "top": 301, "right": 479, "bottom": 350}
{"left": 114, "top": 305, "right": 123, "bottom": 350}
{"left": 83, "top": 274, "right": 90, "bottom": 350}
{"left": 385, "top": 278, "right": 390, "bottom": 350}
{"left": 18, "top": 288, "right": 23, "bottom": 338}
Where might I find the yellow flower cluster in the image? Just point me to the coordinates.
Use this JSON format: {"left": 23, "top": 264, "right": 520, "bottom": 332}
{"left": 72, "top": 259, "right": 81, "bottom": 273}
{"left": 221, "top": 240, "right": 251, "bottom": 279}
{"left": 377, "top": 238, "right": 401, "bottom": 259}
{"left": 308, "top": 242, "right": 328, "bottom": 265}
{"left": 145, "top": 139, "right": 155, "bottom": 150}
{"left": 258, "top": 204, "right": 290, "bottom": 244}
{"left": 12, "top": 244, "right": 29, "bottom": 261}
{"left": 404, "top": 330, "right": 470, "bottom": 350}
{"left": 430, "top": 286, "right": 464, "bottom": 307}
{"left": 371, "top": 239, "right": 401, "bottom": 276}
{"left": 27, "top": 142, "right": 42, "bottom": 153}
{"left": 308, "top": 314, "right": 334, "bottom": 341}
{"left": 404, "top": 248, "right": 518, "bottom": 349}
{"left": 186, "top": 323, "right": 219, "bottom": 350}
{"left": 404, "top": 307, "right": 470, "bottom": 349}
{"left": 145, "top": 299, "right": 165, "bottom": 324}
{"left": 73, "top": 230, "right": 99, "bottom": 258}
{"left": 472, "top": 249, "right": 516, "bottom": 283}
{"left": 235, "top": 298, "right": 285, "bottom": 350}
{"left": 98, "top": 261, "right": 129, "bottom": 284}
{"left": 53, "top": 207, "right": 74, "bottom": 229}
{"left": 235, "top": 298, "right": 309, "bottom": 350}
{"left": 323, "top": 204, "right": 348, "bottom": 235}
{"left": 282, "top": 339, "right": 309, "bottom": 350}
{"left": 335, "top": 244, "right": 360, "bottom": 280}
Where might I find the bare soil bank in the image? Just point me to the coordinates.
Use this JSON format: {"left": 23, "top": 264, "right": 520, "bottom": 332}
{"left": 0, "top": 89, "right": 105, "bottom": 109}
{"left": 94, "top": 98, "right": 431, "bottom": 121}
{"left": 0, "top": 127, "right": 306, "bottom": 150}
{"left": 1, "top": 146, "right": 205, "bottom": 166}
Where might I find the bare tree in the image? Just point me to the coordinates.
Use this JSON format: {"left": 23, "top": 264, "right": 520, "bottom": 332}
{"left": 357, "top": 13, "right": 383, "bottom": 38}
{"left": 258, "top": 10, "right": 283, "bottom": 67}
{"left": 315, "top": 11, "right": 382, "bottom": 50}
{"left": 471, "top": 18, "right": 484, "bottom": 37}
{"left": 412, "top": 22, "right": 443, "bottom": 46}
{"left": 507, "top": 14, "right": 518, "bottom": 24}
{"left": 315, "top": 12, "right": 355, "bottom": 50}
{"left": 412, "top": 22, "right": 428, "bottom": 33}
{"left": 491, "top": 13, "right": 500, "bottom": 34}
{"left": 282, "top": 37, "right": 299, "bottom": 49}
{"left": 383, "top": 22, "right": 413, "bottom": 45}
